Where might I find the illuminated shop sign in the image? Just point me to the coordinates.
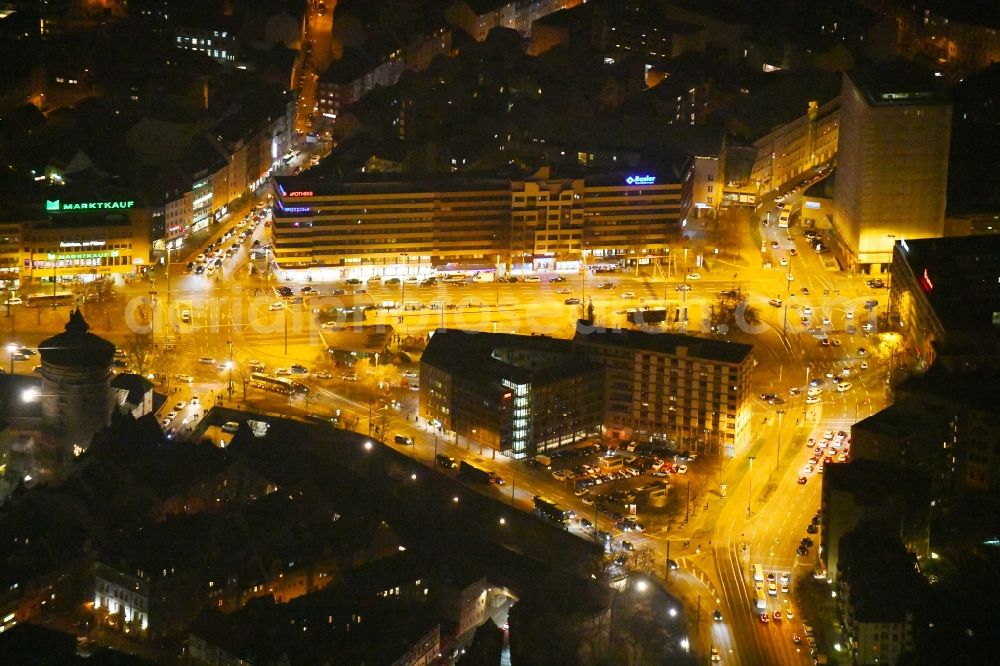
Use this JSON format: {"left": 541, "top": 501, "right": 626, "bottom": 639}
{"left": 46, "top": 199, "right": 135, "bottom": 212}
{"left": 805, "top": 201, "right": 821, "bottom": 209}
{"left": 60, "top": 241, "right": 106, "bottom": 248}
{"left": 282, "top": 207, "right": 311, "bottom": 213}
{"left": 286, "top": 191, "right": 314, "bottom": 197}
{"left": 47, "top": 250, "right": 119, "bottom": 260}
{"left": 625, "top": 175, "right": 656, "bottom": 185}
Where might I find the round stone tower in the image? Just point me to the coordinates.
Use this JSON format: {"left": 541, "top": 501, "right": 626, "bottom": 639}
{"left": 37, "top": 308, "right": 116, "bottom": 463}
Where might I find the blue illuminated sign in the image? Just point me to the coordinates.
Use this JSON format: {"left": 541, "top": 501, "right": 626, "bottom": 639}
{"left": 283, "top": 207, "right": 311, "bottom": 213}
{"left": 625, "top": 175, "right": 656, "bottom": 185}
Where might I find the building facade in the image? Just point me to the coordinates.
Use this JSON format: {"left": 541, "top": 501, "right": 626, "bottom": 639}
{"left": 573, "top": 326, "right": 754, "bottom": 455}
{"left": 420, "top": 330, "right": 603, "bottom": 459}
{"left": 271, "top": 168, "right": 691, "bottom": 278}
{"left": 20, "top": 195, "right": 152, "bottom": 284}
{"left": 833, "top": 67, "right": 951, "bottom": 272}
{"left": 420, "top": 326, "right": 754, "bottom": 459}
{"left": 750, "top": 97, "right": 840, "bottom": 195}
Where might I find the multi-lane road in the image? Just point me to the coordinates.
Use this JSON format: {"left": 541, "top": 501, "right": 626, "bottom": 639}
{"left": 2, "top": 169, "right": 894, "bottom": 664}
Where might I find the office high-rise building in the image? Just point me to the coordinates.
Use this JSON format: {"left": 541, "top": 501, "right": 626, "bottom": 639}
{"left": 833, "top": 64, "right": 951, "bottom": 272}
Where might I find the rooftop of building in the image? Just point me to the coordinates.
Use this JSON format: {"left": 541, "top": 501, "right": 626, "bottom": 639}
{"left": 851, "top": 402, "right": 917, "bottom": 439}
{"left": 847, "top": 61, "right": 949, "bottom": 108}
{"left": 573, "top": 326, "right": 753, "bottom": 364}
{"left": 895, "top": 365, "right": 1000, "bottom": 414}
{"left": 823, "top": 458, "right": 923, "bottom": 505}
{"left": 802, "top": 172, "right": 835, "bottom": 200}
{"left": 274, "top": 173, "right": 512, "bottom": 198}
{"left": 190, "top": 591, "right": 439, "bottom": 666}
{"left": 913, "top": 0, "right": 1000, "bottom": 30}
{"left": 38, "top": 309, "right": 116, "bottom": 369}
{"left": 838, "top": 522, "right": 926, "bottom": 623}
{"left": 892, "top": 234, "right": 1000, "bottom": 338}
{"left": 110, "top": 373, "right": 154, "bottom": 407}
{"left": 422, "top": 329, "right": 599, "bottom": 386}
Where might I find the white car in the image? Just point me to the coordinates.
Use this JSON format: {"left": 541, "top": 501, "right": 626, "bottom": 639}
{"left": 805, "top": 396, "right": 821, "bottom": 404}
{"left": 166, "top": 411, "right": 178, "bottom": 421}
{"left": 823, "top": 430, "right": 835, "bottom": 440}
{"left": 860, "top": 361, "right": 869, "bottom": 370}
{"left": 270, "top": 302, "right": 284, "bottom": 311}
{"left": 621, "top": 291, "right": 635, "bottom": 299}
{"left": 779, "top": 257, "right": 788, "bottom": 266}
{"left": 221, "top": 421, "right": 240, "bottom": 433}
{"left": 523, "top": 275, "right": 541, "bottom": 283}
{"left": 837, "top": 381, "right": 853, "bottom": 392}
{"left": 174, "top": 401, "right": 187, "bottom": 410}
{"left": 677, "top": 465, "right": 688, "bottom": 475}
{"left": 686, "top": 272, "right": 701, "bottom": 280}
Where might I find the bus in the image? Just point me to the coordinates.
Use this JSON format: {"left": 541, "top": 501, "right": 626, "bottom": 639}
{"left": 26, "top": 291, "right": 74, "bottom": 307}
{"left": 753, "top": 564, "right": 764, "bottom": 583}
{"left": 754, "top": 583, "right": 768, "bottom": 611}
{"left": 533, "top": 496, "right": 572, "bottom": 526}
{"left": 250, "top": 372, "right": 308, "bottom": 395}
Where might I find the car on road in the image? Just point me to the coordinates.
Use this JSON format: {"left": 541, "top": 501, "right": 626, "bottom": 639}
{"left": 800, "top": 287, "right": 810, "bottom": 295}
{"left": 548, "top": 275, "right": 566, "bottom": 282}
{"left": 773, "top": 611, "right": 782, "bottom": 622}
{"left": 837, "top": 381, "right": 852, "bottom": 392}
{"left": 409, "top": 383, "right": 420, "bottom": 391}
{"left": 806, "top": 396, "right": 821, "bottom": 404}
{"left": 779, "top": 256, "right": 788, "bottom": 266}
{"left": 711, "top": 647, "right": 720, "bottom": 662}
{"left": 5, "top": 297, "right": 22, "bottom": 306}
{"left": 198, "top": 357, "right": 215, "bottom": 365}
{"left": 789, "top": 248, "right": 798, "bottom": 256}
{"left": 385, "top": 277, "right": 400, "bottom": 285}
{"left": 792, "top": 633, "right": 802, "bottom": 644}
{"left": 598, "top": 281, "right": 615, "bottom": 289}
{"left": 770, "top": 241, "right": 780, "bottom": 249}
{"left": 831, "top": 338, "right": 842, "bottom": 347}
{"left": 523, "top": 275, "right": 541, "bottom": 283}
{"left": 807, "top": 523, "right": 819, "bottom": 534}
{"left": 759, "top": 613, "right": 770, "bottom": 624}
{"left": 345, "top": 278, "right": 362, "bottom": 285}
{"left": 248, "top": 361, "right": 265, "bottom": 372}
{"left": 556, "top": 287, "right": 572, "bottom": 294}
{"left": 798, "top": 476, "right": 808, "bottom": 484}
{"left": 857, "top": 347, "right": 867, "bottom": 355}
{"left": 686, "top": 272, "right": 701, "bottom": 280}
{"left": 269, "top": 302, "right": 284, "bottom": 311}
{"left": 620, "top": 540, "right": 634, "bottom": 552}
{"left": 864, "top": 299, "right": 878, "bottom": 309}
{"left": 290, "top": 364, "right": 308, "bottom": 374}
{"left": 768, "top": 298, "right": 782, "bottom": 307}
{"left": 175, "top": 374, "right": 193, "bottom": 383}
{"left": 564, "top": 297, "right": 580, "bottom": 305}
{"left": 274, "top": 368, "right": 290, "bottom": 375}
{"left": 676, "top": 284, "right": 692, "bottom": 291}
{"left": 621, "top": 291, "right": 635, "bottom": 299}
{"left": 866, "top": 278, "right": 885, "bottom": 288}
{"left": 676, "top": 465, "right": 688, "bottom": 475}
{"left": 174, "top": 401, "right": 186, "bottom": 410}
{"left": 860, "top": 361, "right": 869, "bottom": 370}
{"left": 713, "top": 609, "right": 723, "bottom": 622}
{"left": 819, "top": 338, "right": 831, "bottom": 347}
{"left": 720, "top": 289, "right": 739, "bottom": 297}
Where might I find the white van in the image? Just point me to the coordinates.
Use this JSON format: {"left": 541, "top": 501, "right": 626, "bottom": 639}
{"left": 442, "top": 274, "right": 467, "bottom": 283}
{"left": 472, "top": 272, "right": 495, "bottom": 283}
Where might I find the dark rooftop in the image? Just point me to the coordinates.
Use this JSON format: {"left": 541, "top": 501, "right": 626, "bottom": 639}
{"left": 847, "top": 61, "right": 949, "bottom": 108}
{"left": 274, "top": 174, "right": 512, "bottom": 198}
{"left": 573, "top": 327, "right": 753, "bottom": 364}
{"left": 422, "top": 329, "right": 597, "bottom": 386}
{"left": 891, "top": 235, "right": 1000, "bottom": 337}
{"left": 38, "top": 309, "right": 116, "bottom": 369}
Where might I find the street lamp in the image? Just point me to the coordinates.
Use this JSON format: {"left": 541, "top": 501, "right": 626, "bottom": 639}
{"left": 747, "top": 455, "right": 756, "bottom": 518}
{"left": 225, "top": 361, "right": 233, "bottom": 401}
{"left": 775, "top": 410, "right": 785, "bottom": 472}
{"left": 6, "top": 342, "right": 18, "bottom": 374}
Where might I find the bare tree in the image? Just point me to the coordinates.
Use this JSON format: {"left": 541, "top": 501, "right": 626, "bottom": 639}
{"left": 122, "top": 333, "right": 162, "bottom": 377}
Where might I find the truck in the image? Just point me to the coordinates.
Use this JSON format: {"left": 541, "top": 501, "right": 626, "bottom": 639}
{"left": 472, "top": 271, "right": 496, "bottom": 283}
{"left": 534, "top": 454, "right": 552, "bottom": 468}
{"left": 459, "top": 460, "right": 495, "bottom": 484}
{"left": 534, "top": 496, "right": 572, "bottom": 526}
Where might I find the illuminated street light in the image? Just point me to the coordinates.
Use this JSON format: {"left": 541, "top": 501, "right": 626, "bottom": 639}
{"left": 6, "top": 342, "right": 18, "bottom": 374}
{"left": 21, "top": 387, "right": 39, "bottom": 403}
{"left": 668, "top": 607, "right": 678, "bottom": 618}
{"left": 498, "top": 517, "right": 506, "bottom": 525}
{"left": 635, "top": 579, "right": 649, "bottom": 593}
{"left": 363, "top": 441, "right": 373, "bottom": 451}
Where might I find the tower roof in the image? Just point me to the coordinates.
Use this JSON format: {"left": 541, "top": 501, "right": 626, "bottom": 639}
{"left": 38, "top": 308, "right": 116, "bottom": 369}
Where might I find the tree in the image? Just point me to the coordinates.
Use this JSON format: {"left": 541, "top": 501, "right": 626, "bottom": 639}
{"left": 709, "top": 287, "right": 761, "bottom": 337}
{"left": 122, "top": 333, "right": 161, "bottom": 377}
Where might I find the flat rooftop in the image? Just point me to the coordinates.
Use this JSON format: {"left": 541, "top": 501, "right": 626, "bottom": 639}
{"left": 574, "top": 327, "right": 753, "bottom": 365}
{"left": 847, "top": 62, "right": 948, "bottom": 108}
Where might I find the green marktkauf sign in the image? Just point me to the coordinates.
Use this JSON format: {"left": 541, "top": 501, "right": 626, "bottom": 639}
{"left": 46, "top": 199, "right": 135, "bottom": 212}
